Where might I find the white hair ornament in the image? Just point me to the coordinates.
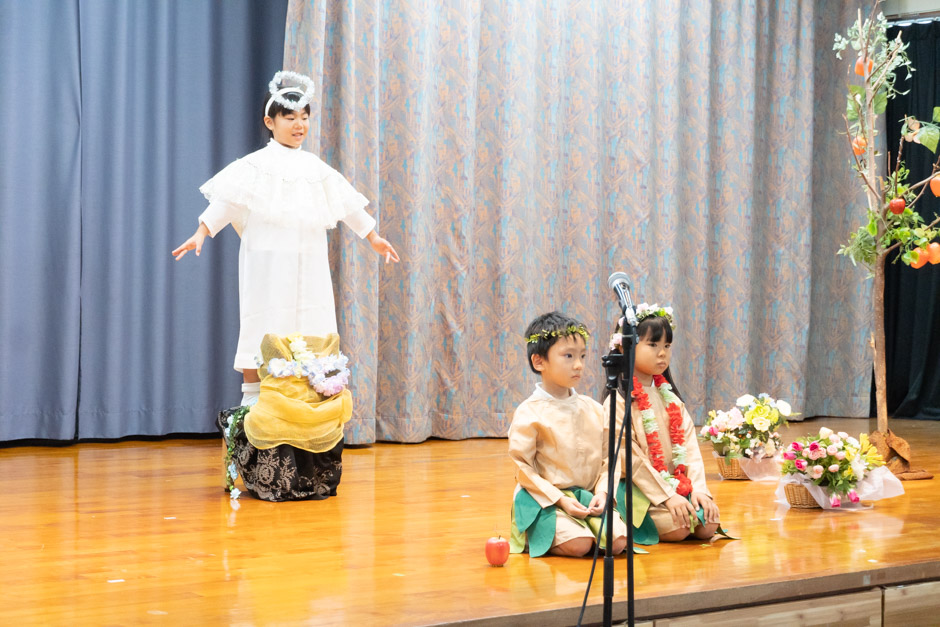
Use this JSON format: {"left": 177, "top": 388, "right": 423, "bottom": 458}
{"left": 265, "top": 71, "right": 316, "bottom": 118}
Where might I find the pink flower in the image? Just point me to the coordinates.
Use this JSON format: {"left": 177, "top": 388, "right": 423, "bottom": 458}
{"left": 808, "top": 441, "right": 821, "bottom": 453}
{"left": 794, "top": 459, "right": 807, "bottom": 471}
{"left": 812, "top": 465, "right": 824, "bottom": 479}
{"left": 783, "top": 451, "right": 796, "bottom": 461}
{"left": 848, "top": 490, "right": 860, "bottom": 503}
{"left": 830, "top": 495, "right": 841, "bottom": 507}
{"left": 790, "top": 441, "right": 804, "bottom": 452}
{"left": 827, "top": 444, "right": 840, "bottom": 455}
{"left": 835, "top": 451, "right": 846, "bottom": 460}
{"left": 828, "top": 464, "right": 840, "bottom": 473}
{"left": 709, "top": 426, "right": 719, "bottom": 437}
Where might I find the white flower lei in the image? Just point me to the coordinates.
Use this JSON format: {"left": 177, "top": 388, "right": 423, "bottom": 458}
{"left": 263, "top": 336, "right": 350, "bottom": 397}
{"left": 637, "top": 378, "right": 687, "bottom": 490}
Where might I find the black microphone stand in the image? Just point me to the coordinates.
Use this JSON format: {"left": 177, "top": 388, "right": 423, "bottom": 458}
{"left": 601, "top": 315, "right": 637, "bottom": 627}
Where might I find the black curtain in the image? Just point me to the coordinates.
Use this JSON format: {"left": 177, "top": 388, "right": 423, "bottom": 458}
{"left": 882, "top": 20, "right": 940, "bottom": 420}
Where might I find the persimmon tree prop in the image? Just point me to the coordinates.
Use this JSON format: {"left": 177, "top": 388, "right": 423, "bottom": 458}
{"left": 834, "top": 2, "right": 937, "bottom": 480}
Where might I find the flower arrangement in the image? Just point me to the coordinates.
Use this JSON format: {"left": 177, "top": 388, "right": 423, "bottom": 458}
{"left": 263, "top": 335, "right": 350, "bottom": 397}
{"left": 781, "top": 427, "right": 885, "bottom": 507}
{"left": 700, "top": 394, "right": 793, "bottom": 459}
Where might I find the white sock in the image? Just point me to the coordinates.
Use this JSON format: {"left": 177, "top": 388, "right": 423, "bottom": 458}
{"left": 241, "top": 382, "right": 261, "bottom": 407}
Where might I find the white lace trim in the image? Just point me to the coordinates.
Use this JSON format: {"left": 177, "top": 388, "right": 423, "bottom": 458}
{"left": 199, "top": 140, "right": 369, "bottom": 231}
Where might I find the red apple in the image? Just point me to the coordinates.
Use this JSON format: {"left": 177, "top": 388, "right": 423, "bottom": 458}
{"left": 486, "top": 536, "right": 510, "bottom": 566}
{"left": 911, "top": 247, "right": 929, "bottom": 269}
{"left": 889, "top": 198, "right": 906, "bottom": 215}
{"left": 929, "top": 242, "right": 940, "bottom": 265}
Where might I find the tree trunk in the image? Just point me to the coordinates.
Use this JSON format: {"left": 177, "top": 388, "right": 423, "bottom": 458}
{"left": 872, "top": 254, "right": 888, "bottom": 432}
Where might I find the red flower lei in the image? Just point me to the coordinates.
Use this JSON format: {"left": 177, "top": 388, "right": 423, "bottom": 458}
{"left": 632, "top": 374, "right": 693, "bottom": 497}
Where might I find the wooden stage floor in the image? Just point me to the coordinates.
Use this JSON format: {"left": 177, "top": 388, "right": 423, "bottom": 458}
{"left": 2, "top": 417, "right": 939, "bottom": 626}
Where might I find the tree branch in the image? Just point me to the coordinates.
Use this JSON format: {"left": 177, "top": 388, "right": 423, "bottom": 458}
{"left": 844, "top": 114, "right": 883, "bottom": 199}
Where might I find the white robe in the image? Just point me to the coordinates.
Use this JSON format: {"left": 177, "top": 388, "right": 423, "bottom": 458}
{"left": 198, "top": 140, "right": 376, "bottom": 371}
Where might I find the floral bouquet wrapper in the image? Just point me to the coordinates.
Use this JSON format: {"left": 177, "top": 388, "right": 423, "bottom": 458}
{"left": 775, "top": 467, "right": 904, "bottom": 510}
{"left": 776, "top": 427, "right": 905, "bottom": 510}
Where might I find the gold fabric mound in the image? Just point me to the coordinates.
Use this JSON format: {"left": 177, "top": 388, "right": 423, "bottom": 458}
{"left": 244, "top": 333, "right": 352, "bottom": 453}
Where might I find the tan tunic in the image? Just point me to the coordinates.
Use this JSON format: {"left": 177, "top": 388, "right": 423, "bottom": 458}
{"left": 603, "top": 383, "right": 711, "bottom": 506}
{"left": 509, "top": 384, "right": 625, "bottom": 547}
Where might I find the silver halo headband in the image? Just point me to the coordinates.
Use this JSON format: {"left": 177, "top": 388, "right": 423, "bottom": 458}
{"left": 264, "top": 70, "right": 316, "bottom": 118}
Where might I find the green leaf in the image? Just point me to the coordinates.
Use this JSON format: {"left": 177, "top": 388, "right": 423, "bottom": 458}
{"left": 919, "top": 126, "right": 940, "bottom": 153}
{"left": 848, "top": 85, "right": 865, "bottom": 97}
{"left": 867, "top": 219, "right": 878, "bottom": 237}
{"left": 933, "top": 107, "right": 940, "bottom": 123}
{"left": 847, "top": 99, "right": 859, "bottom": 122}
{"left": 874, "top": 90, "right": 888, "bottom": 115}
{"left": 902, "top": 251, "right": 913, "bottom": 264}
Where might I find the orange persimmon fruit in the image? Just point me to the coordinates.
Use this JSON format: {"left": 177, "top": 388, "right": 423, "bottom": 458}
{"left": 929, "top": 242, "right": 940, "bottom": 265}
{"left": 855, "top": 57, "right": 873, "bottom": 76}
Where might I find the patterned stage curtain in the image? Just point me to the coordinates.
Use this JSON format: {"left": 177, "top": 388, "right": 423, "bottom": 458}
{"left": 284, "top": 0, "right": 870, "bottom": 444}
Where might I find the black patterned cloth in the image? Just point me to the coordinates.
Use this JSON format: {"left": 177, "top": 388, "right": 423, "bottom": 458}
{"left": 218, "top": 408, "right": 343, "bottom": 502}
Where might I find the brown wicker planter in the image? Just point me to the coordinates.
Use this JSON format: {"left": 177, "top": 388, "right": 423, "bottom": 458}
{"left": 784, "top": 482, "right": 822, "bottom": 509}
{"left": 715, "top": 456, "right": 749, "bottom": 480}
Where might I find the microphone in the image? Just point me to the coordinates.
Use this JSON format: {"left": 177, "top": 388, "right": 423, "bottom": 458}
{"left": 607, "top": 272, "right": 638, "bottom": 327}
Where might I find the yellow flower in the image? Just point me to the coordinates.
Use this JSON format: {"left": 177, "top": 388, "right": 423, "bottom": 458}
{"left": 745, "top": 404, "right": 771, "bottom": 425}
{"left": 845, "top": 467, "right": 855, "bottom": 479}
{"left": 769, "top": 408, "right": 780, "bottom": 424}
{"left": 752, "top": 416, "right": 771, "bottom": 432}
{"left": 858, "top": 433, "right": 884, "bottom": 467}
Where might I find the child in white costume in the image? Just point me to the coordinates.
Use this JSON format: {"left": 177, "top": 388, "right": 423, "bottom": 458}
{"left": 508, "top": 311, "right": 628, "bottom": 558}
{"left": 173, "top": 71, "right": 399, "bottom": 404}
{"left": 604, "top": 305, "right": 720, "bottom": 543}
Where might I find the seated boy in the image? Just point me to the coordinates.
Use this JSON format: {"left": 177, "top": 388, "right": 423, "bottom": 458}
{"left": 508, "top": 311, "right": 627, "bottom": 557}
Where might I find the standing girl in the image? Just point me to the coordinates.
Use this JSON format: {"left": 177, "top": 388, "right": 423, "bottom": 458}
{"left": 604, "top": 304, "right": 720, "bottom": 542}
{"left": 172, "top": 71, "right": 399, "bottom": 406}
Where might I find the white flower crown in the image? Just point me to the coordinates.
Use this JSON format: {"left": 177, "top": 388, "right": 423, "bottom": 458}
{"left": 634, "top": 302, "right": 676, "bottom": 328}
{"left": 265, "top": 71, "right": 316, "bottom": 118}
{"left": 608, "top": 303, "right": 676, "bottom": 350}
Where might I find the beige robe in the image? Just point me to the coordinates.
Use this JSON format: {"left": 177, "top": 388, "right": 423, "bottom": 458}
{"left": 509, "top": 384, "right": 626, "bottom": 547}
{"left": 603, "top": 383, "right": 714, "bottom": 534}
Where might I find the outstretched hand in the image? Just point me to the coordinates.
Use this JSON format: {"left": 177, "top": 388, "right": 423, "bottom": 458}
{"left": 367, "top": 232, "right": 400, "bottom": 264}
{"left": 172, "top": 224, "right": 209, "bottom": 261}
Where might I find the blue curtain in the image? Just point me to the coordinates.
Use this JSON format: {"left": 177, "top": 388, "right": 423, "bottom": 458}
{"left": 0, "top": 1, "right": 83, "bottom": 440}
{"left": 0, "top": 1, "right": 288, "bottom": 441}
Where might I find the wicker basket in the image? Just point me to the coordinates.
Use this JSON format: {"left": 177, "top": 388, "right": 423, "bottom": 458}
{"left": 784, "top": 482, "right": 822, "bottom": 509}
{"left": 715, "top": 456, "right": 749, "bottom": 480}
